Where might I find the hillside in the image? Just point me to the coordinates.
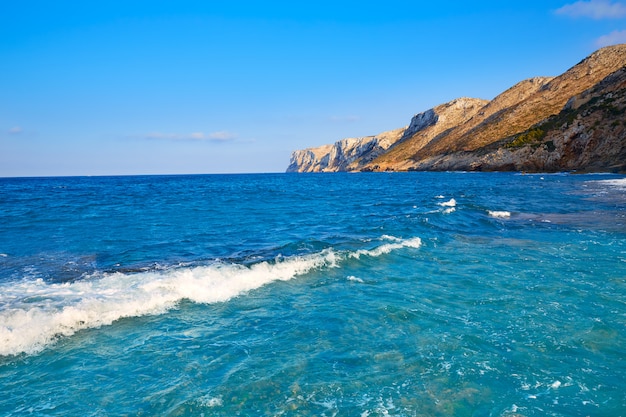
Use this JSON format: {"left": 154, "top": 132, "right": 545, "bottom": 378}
{"left": 287, "top": 44, "right": 626, "bottom": 173}
{"left": 417, "top": 66, "right": 626, "bottom": 172}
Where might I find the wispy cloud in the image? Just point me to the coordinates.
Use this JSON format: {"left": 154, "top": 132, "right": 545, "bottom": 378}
{"left": 555, "top": 0, "right": 626, "bottom": 19}
{"left": 596, "top": 28, "right": 626, "bottom": 45}
{"left": 205, "top": 130, "right": 237, "bottom": 141}
{"left": 144, "top": 130, "right": 237, "bottom": 142}
{"left": 8, "top": 126, "right": 22, "bottom": 135}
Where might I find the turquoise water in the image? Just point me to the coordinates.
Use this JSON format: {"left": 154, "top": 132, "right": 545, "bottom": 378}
{"left": 1, "top": 172, "right": 625, "bottom": 416}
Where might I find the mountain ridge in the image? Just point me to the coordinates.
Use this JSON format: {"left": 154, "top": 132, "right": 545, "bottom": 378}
{"left": 287, "top": 44, "right": 626, "bottom": 173}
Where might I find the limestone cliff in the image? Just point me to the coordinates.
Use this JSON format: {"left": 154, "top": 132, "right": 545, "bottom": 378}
{"left": 286, "top": 128, "right": 405, "bottom": 172}
{"left": 365, "top": 97, "right": 489, "bottom": 171}
{"left": 419, "top": 66, "right": 626, "bottom": 173}
{"left": 286, "top": 98, "right": 486, "bottom": 173}
{"left": 407, "top": 44, "right": 626, "bottom": 161}
{"left": 287, "top": 44, "right": 626, "bottom": 173}
{"left": 286, "top": 144, "right": 333, "bottom": 173}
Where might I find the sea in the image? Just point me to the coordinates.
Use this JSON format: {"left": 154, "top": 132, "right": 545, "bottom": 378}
{"left": 0, "top": 172, "right": 625, "bottom": 416}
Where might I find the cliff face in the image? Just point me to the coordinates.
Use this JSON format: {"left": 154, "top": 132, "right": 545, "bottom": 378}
{"left": 286, "top": 144, "right": 334, "bottom": 173}
{"left": 286, "top": 128, "right": 405, "bottom": 172}
{"left": 421, "top": 66, "right": 626, "bottom": 173}
{"left": 367, "top": 97, "right": 489, "bottom": 171}
{"left": 411, "top": 44, "right": 626, "bottom": 159}
{"left": 286, "top": 98, "right": 487, "bottom": 173}
{"left": 287, "top": 44, "right": 626, "bottom": 173}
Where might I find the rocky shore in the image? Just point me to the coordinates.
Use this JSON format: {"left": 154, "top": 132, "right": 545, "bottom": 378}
{"left": 287, "top": 44, "right": 626, "bottom": 173}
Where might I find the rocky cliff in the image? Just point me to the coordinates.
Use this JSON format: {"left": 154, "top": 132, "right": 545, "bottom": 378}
{"left": 286, "top": 128, "right": 405, "bottom": 172}
{"left": 418, "top": 65, "right": 626, "bottom": 172}
{"left": 287, "top": 44, "right": 626, "bottom": 173}
{"left": 366, "top": 97, "right": 490, "bottom": 171}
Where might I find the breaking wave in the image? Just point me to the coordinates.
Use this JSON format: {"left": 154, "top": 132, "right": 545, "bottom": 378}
{"left": 488, "top": 210, "right": 511, "bottom": 218}
{"left": 0, "top": 236, "right": 421, "bottom": 357}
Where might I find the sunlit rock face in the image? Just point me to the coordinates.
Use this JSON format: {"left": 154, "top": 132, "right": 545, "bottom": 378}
{"left": 287, "top": 44, "right": 626, "bottom": 174}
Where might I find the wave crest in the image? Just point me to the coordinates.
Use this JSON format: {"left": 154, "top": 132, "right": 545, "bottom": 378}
{"left": 488, "top": 210, "right": 511, "bottom": 218}
{"left": 0, "top": 236, "right": 421, "bottom": 356}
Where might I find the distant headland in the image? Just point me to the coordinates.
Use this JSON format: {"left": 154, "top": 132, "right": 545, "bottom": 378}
{"left": 287, "top": 44, "right": 626, "bottom": 173}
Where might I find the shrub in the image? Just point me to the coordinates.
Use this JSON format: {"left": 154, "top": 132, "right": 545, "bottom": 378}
{"left": 506, "top": 128, "right": 546, "bottom": 148}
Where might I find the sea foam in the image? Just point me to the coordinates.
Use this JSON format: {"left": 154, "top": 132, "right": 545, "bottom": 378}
{"left": 488, "top": 210, "right": 511, "bottom": 218}
{"left": 350, "top": 236, "right": 422, "bottom": 259}
{"left": 0, "top": 236, "right": 421, "bottom": 356}
{"left": 594, "top": 178, "right": 626, "bottom": 188}
{"left": 438, "top": 198, "right": 456, "bottom": 207}
{"left": 438, "top": 198, "right": 457, "bottom": 214}
{"left": 0, "top": 253, "right": 335, "bottom": 356}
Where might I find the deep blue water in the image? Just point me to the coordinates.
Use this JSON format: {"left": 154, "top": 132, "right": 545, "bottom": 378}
{"left": 1, "top": 172, "right": 625, "bottom": 416}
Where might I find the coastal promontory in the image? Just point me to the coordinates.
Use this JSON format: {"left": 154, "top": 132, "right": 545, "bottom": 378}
{"left": 287, "top": 44, "right": 626, "bottom": 173}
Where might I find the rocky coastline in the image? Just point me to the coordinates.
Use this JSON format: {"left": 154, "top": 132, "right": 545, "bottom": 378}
{"left": 287, "top": 44, "right": 626, "bottom": 174}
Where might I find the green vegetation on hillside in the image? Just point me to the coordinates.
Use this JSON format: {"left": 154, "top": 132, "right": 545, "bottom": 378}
{"left": 502, "top": 86, "right": 626, "bottom": 154}
{"left": 505, "top": 128, "right": 546, "bottom": 149}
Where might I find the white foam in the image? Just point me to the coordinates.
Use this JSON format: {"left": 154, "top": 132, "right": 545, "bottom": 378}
{"left": 0, "top": 236, "right": 422, "bottom": 356}
{"left": 380, "top": 235, "right": 402, "bottom": 242}
{"left": 350, "top": 237, "right": 422, "bottom": 259}
{"left": 0, "top": 251, "right": 337, "bottom": 357}
{"left": 594, "top": 178, "right": 626, "bottom": 188}
{"left": 438, "top": 198, "right": 456, "bottom": 207}
{"left": 347, "top": 276, "right": 364, "bottom": 283}
{"left": 488, "top": 210, "right": 511, "bottom": 218}
{"left": 197, "top": 395, "right": 223, "bottom": 408}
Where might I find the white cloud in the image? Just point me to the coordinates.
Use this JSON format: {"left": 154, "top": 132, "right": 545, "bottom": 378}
{"left": 189, "top": 132, "right": 205, "bottom": 140}
{"left": 206, "top": 130, "right": 237, "bottom": 141}
{"left": 8, "top": 126, "right": 22, "bottom": 135}
{"left": 596, "top": 29, "right": 626, "bottom": 45}
{"left": 144, "top": 131, "right": 236, "bottom": 142}
{"left": 555, "top": 0, "right": 626, "bottom": 19}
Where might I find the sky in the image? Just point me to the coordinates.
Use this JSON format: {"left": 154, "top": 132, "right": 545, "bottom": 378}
{"left": 1, "top": 0, "right": 626, "bottom": 176}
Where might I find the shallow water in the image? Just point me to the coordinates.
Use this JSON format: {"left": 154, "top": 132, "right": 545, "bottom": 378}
{"left": 1, "top": 172, "right": 625, "bottom": 416}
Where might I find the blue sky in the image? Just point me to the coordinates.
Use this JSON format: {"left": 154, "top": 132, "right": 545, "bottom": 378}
{"left": 2, "top": 0, "right": 626, "bottom": 176}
